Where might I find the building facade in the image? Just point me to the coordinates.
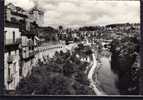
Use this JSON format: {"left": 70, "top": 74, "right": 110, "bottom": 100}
{"left": 4, "top": 3, "right": 44, "bottom": 90}
{"left": 4, "top": 20, "right": 21, "bottom": 90}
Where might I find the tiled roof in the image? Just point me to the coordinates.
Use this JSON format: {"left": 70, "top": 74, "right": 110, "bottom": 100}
{"left": 5, "top": 3, "right": 28, "bottom": 17}
{"left": 6, "top": 3, "right": 25, "bottom": 12}
{"left": 11, "top": 11, "right": 28, "bottom": 18}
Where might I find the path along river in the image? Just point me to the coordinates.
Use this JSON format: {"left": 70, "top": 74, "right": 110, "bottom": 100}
{"left": 87, "top": 52, "right": 105, "bottom": 95}
{"left": 87, "top": 49, "right": 120, "bottom": 95}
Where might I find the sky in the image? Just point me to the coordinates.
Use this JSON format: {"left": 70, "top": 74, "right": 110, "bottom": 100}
{"left": 5, "top": 0, "right": 140, "bottom": 28}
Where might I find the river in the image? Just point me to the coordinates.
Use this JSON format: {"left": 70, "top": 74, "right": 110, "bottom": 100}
{"left": 97, "top": 56, "right": 120, "bottom": 95}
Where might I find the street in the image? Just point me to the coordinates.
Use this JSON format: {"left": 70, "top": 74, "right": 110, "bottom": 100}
{"left": 34, "top": 42, "right": 77, "bottom": 63}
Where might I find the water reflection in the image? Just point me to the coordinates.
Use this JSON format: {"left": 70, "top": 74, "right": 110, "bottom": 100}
{"left": 97, "top": 56, "right": 120, "bottom": 95}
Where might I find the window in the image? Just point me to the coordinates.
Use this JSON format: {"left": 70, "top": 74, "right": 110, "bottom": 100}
{"left": 11, "top": 17, "right": 17, "bottom": 22}
{"left": 13, "top": 31, "right": 15, "bottom": 43}
{"left": 4, "top": 31, "right": 7, "bottom": 43}
{"left": 8, "top": 67, "right": 11, "bottom": 81}
{"left": 7, "top": 65, "right": 13, "bottom": 84}
{"left": 26, "top": 21, "right": 30, "bottom": 31}
{"left": 8, "top": 51, "right": 13, "bottom": 64}
{"left": 13, "top": 62, "right": 17, "bottom": 73}
{"left": 19, "top": 20, "right": 26, "bottom": 31}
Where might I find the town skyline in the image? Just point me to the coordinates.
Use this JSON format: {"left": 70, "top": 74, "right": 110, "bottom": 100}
{"left": 5, "top": 0, "right": 140, "bottom": 28}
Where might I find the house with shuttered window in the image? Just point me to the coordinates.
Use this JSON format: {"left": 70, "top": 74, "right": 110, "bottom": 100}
{"left": 4, "top": 3, "right": 44, "bottom": 91}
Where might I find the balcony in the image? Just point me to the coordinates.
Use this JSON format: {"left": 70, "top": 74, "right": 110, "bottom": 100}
{"left": 5, "top": 38, "right": 21, "bottom": 46}
{"left": 21, "top": 30, "right": 36, "bottom": 37}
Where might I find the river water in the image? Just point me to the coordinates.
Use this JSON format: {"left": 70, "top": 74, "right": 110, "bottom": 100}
{"left": 97, "top": 56, "right": 120, "bottom": 95}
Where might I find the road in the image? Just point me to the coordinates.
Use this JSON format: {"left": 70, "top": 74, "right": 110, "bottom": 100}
{"left": 88, "top": 52, "right": 105, "bottom": 95}
{"left": 97, "top": 56, "right": 120, "bottom": 95}
{"left": 35, "top": 43, "right": 77, "bottom": 63}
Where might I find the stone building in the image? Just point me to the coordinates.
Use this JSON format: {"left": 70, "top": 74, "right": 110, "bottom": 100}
{"left": 4, "top": 3, "right": 27, "bottom": 90}
{"left": 4, "top": 3, "right": 44, "bottom": 90}
{"left": 4, "top": 21, "right": 21, "bottom": 90}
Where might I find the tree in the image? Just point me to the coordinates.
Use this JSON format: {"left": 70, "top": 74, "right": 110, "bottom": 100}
{"left": 63, "top": 61, "right": 78, "bottom": 77}
{"left": 110, "top": 36, "right": 140, "bottom": 95}
{"left": 58, "top": 25, "right": 63, "bottom": 31}
{"left": 16, "top": 49, "right": 95, "bottom": 95}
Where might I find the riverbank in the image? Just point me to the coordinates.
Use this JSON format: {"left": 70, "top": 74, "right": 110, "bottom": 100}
{"left": 95, "top": 49, "right": 120, "bottom": 95}
{"left": 87, "top": 51, "right": 106, "bottom": 95}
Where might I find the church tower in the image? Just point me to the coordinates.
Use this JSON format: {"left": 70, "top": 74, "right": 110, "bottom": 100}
{"left": 29, "top": 2, "right": 44, "bottom": 26}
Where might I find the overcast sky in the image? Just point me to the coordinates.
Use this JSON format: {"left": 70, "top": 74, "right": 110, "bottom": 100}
{"left": 5, "top": 0, "right": 140, "bottom": 27}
